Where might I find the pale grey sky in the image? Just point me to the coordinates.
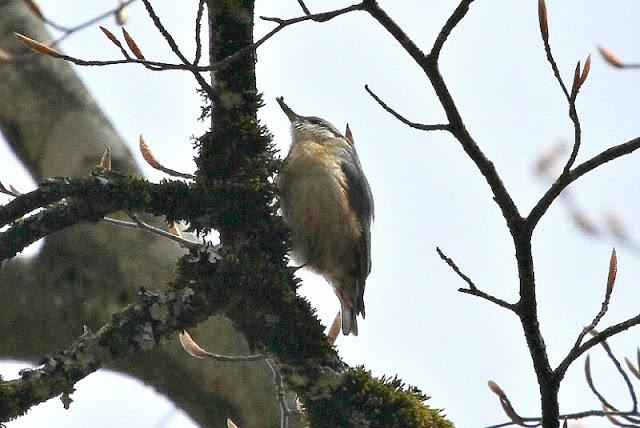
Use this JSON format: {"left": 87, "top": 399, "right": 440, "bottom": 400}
{"left": 2, "top": 1, "right": 640, "bottom": 427}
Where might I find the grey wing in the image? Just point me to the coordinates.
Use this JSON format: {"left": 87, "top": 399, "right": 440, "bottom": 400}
{"left": 339, "top": 146, "right": 374, "bottom": 315}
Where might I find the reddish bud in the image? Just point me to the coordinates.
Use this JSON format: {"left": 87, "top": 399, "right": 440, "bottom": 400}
{"left": 538, "top": 0, "right": 549, "bottom": 44}
{"left": 100, "top": 26, "right": 125, "bottom": 51}
{"left": 122, "top": 28, "right": 145, "bottom": 60}
{"left": 606, "top": 248, "right": 617, "bottom": 298}
{"left": 487, "top": 380, "right": 506, "bottom": 399}
{"left": 327, "top": 311, "right": 341, "bottom": 344}
{"left": 15, "top": 33, "right": 63, "bottom": 58}
{"left": 178, "top": 330, "right": 210, "bottom": 359}
{"left": 580, "top": 54, "right": 592, "bottom": 86}
{"left": 625, "top": 357, "right": 640, "bottom": 380}
{"left": 139, "top": 135, "right": 162, "bottom": 169}
{"left": 100, "top": 147, "right": 111, "bottom": 170}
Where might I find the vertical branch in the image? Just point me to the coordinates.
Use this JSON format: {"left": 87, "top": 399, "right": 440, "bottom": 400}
{"left": 199, "top": 0, "right": 261, "bottom": 193}
{"left": 514, "top": 237, "right": 560, "bottom": 427}
{"left": 193, "top": 0, "right": 205, "bottom": 65}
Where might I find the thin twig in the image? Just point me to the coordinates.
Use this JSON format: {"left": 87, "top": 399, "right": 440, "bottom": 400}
{"left": 556, "top": 312, "right": 640, "bottom": 377}
{"left": 102, "top": 216, "right": 201, "bottom": 250}
{"left": 569, "top": 250, "right": 616, "bottom": 357}
{"left": 363, "top": 0, "right": 522, "bottom": 230}
{"left": 25, "top": 4, "right": 366, "bottom": 80}
{"left": 266, "top": 358, "right": 296, "bottom": 428}
{"left": 140, "top": 0, "right": 214, "bottom": 97}
{"left": 49, "top": 0, "right": 138, "bottom": 46}
{"left": 364, "top": 85, "right": 450, "bottom": 131}
{"left": 193, "top": 0, "right": 205, "bottom": 65}
{"left": 436, "top": 247, "right": 476, "bottom": 290}
{"left": 488, "top": 381, "right": 539, "bottom": 427}
{"left": 584, "top": 354, "right": 621, "bottom": 416}
{"left": 562, "top": 103, "right": 582, "bottom": 174}
{"left": 486, "top": 408, "right": 640, "bottom": 428}
{"left": 536, "top": 0, "right": 586, "bottom": 174}
{"left": 48, "top": 54, "right": 200, "bottom": 70}
{"left": 296, "top": 0, "right": 311, "bottom": 15}
{"left": 596, "top": 336, "right": 639, "bottom": 414}
{"left": 429, "top": 0, "right": 476, "bottom": 59}
{"left": 458, "top": 288, "right": 517, "bottom": 312}
{"left": 436, "top": 247, "right": 517, "bottom": 312}
{"left": 6, "top": 0, "right": 138, "bottom": 64}
{"left": 528, "top": 137, "right": 640, "bottom": 231}
{"left": 200, "top": 352, "right": 264, "bottom": 362}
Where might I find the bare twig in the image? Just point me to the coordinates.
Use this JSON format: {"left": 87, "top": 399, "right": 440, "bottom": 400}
{"left": 436, "top": 247, "right": 516, "bottom": 312}
{"left": 17, "top": 3, "right": 367, "bottom": 84}
{"left": 363, "top": 0, "right": 522, "bottom": 229}
{"left": 101, "top": 216, "right": 200, "bottom": 249}
{"left": 584, "top": 355, "right": 619, "bottom": 414}
{"left": 436, "top": 247, "right": 476, "bottom": 290}
{"left": 527, "top": 137, "right": 640, "bottom": 231}
{"left": 486, "top": 407, "right": 640, "bottom": 428}
{"left": 364, "top": 85, "right": 450, "bottom": 131}
{"left": 193, "top": 0, "right": 205, "bottom": 65}
{"left": 488, "top": 381, "right": 539, "bottom": 427}
{"left": 569, "top": 249, "right": 617, "bottom": 356}
{"left": 563, "top": 103, "right": 583, "bottom": 174}
{"left": 557, "top": 313, "right": 640, "bottom": 378}
{"left": 584, "top": 353, "right": 640, "bottom": 426}
{"left": 140, "top": 0, "right": 214, "bottom": 97}
{"left": 0, "top": 182, "right": 19, "bottom": 198}
{"left": 266, "top": 358, "right": 295, "bottom": 428}
{"left": 124, "top": 215, "right": 201, "bottom": 250}
{"left": 594, "top": 335, "right": 638, "bottom": 414}
{"left": 536, "top": 0, "right": 587, "bottom": 175}
{"left": 430, "top": 0, "right": 476, "bottom": 59}
{"left": 7, "top": 0, "right": 138, "bottom": 65}
{"left": 178, "top": 330, "right": 296, "bottom": 428}
{"left": 139, "top": 135, "right": 196, "bottom": 179}
{"left": 178, "top": 331, "right": 263, "bottom": 362}
{"left": 296, "top": 0, "right": 311, "bottom": 15}
{"left": 47, "top": 0, "right": 138, "bottom": 46}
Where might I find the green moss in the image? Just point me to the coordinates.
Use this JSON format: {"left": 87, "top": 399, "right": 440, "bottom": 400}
{"left": 306, "top": 367, "right": 454, "bottom": 428}
{"left": 0, "top": 379, "right": 21, "bottom": 421}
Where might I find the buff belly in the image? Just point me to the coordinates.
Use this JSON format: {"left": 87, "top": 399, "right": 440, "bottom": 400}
{"left": 278, "top": 141, "right": 361, "bottom": 278}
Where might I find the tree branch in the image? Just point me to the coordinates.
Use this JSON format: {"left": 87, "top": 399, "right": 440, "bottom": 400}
{"left": 363, "top": 0, "right": 522, "bottom": 230}
{"left": 557, "top": 314, "right": 640, "bottom": 378}
{"left": 364, "top": 84, "right": 450, "bottom": 131}
{"left": 429, "top": 0, "right": 476, "bottom": 59}
{"left": 0, "top": 172, "right": 199, "bottom": 259}
{"left": 139, "top": 0, "right": 214, "bottom": 97}
{"left": 436, "top": 247, "right": 517, "bottom": 312}
{"left": 0, "top": 284, "right": 215, "bottom": 420}
{"left": 527, "top": 137, "right": 640, "bottom": 230}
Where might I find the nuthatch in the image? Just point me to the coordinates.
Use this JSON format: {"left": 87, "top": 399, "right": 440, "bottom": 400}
{"left": 276, "top": 97, "right": 374, "bottom": 336}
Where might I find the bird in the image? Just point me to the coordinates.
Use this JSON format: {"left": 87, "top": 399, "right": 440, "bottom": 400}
{"left": 275, "top": 96, "right": 374, "bottom": 336}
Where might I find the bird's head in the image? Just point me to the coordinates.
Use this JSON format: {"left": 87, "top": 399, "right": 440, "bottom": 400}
{"left": 276, "top": 97, "right": 342, "bottom": 142}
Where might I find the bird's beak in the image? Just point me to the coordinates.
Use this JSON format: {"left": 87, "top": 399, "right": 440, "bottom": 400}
{"left": 276, "top": 97, "right": 300, "bottom": 123}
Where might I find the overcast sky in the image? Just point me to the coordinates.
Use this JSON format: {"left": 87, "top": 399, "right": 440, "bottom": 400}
{"left": 3, "top": 1, "right": 640, "bottom": 427}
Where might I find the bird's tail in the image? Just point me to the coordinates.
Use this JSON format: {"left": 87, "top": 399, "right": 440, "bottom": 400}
{"left": 341, "top": 304, "right": 358, "bottom": 336}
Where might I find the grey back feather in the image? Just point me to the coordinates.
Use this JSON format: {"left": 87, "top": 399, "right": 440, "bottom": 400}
{"left": 338, "top": 145, "right": 374, "bottom": 313}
